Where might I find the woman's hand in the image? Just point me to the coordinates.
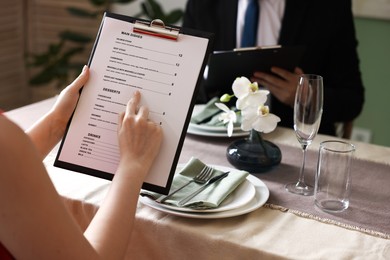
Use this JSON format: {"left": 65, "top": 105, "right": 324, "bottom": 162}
{"left": 49, "top": 65, "right": 89, "bottom": 131}
{"left": 26, "top": 66, "right": 89, "bottom": 159}
{"left": 117, "top": 91, "right": 162, "bottom": 177}
{"left": 251, "top": 67, "right": 304, "bottom": 107}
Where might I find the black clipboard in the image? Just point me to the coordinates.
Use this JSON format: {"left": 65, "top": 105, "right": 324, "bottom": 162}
{"left": 203, "top": 45, "right": 305, "bottom": 88}
{"left": 54, "top": 12, "right": 214, "bottom": 194}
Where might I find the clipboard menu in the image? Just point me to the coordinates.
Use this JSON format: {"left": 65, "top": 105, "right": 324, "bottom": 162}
{"left": 54, "top": 12, "right": 214, "bottom": 194}
{"left": 204, "top": 45, "right": 305, "bottom": 89}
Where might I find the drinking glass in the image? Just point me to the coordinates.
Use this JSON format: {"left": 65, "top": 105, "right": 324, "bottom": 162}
{"left": 314, "top": 140, "right": 355, "bottom": 212}
{"left": 285, "top": 74, "right": 323, "bottom": 196}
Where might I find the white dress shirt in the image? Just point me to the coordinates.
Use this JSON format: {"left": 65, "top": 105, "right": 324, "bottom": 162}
{"left": 237, "top": 0, "right": 286, "bottom": 47}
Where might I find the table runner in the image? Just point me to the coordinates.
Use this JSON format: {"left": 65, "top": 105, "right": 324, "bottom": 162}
{"left": 179, "top": 135, "right": 390, "bottom": 239}
{"left": 259, "top": 145, "right": 390, "bottom": 239}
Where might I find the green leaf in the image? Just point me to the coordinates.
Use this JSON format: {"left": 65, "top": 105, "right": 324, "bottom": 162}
{"left": 59, "top": 31, "right": 92, "bottom": 43}
{"left": 140, "top": 1, "right": 183, "bottom": 23}
{"left": 165, "top": 9, "right": 184, "bottom": 24}
{"left": 89, "top": 0, "right": 106, "bottom": 6}
{"left": 27, "top": 54, "right": 50, "bottom": 67}
{"left": 29, "top": 66, "right": 57, "bottom": 85}
{"left": 111, "top": 0, "right": 137, "bottom": 4}
{"left": 148, "top": 0, "right": 164, "bottom": 16}
{"left": 142, "top": 0, "right": 164, "bottom": 19}
{"left": 67, "top": 63, "right": 86, "bottom": 71}
{"left": 61, "top": 47, "right": 85, "bottom": 60}
{"left": 140, "top": 3, "right": 151, "bottom": 18}
{"left": 67, "top": 7, "right": 97, "bottom": 18}
{"left": 48, "top": 43, "right": 63, "bottom": 56}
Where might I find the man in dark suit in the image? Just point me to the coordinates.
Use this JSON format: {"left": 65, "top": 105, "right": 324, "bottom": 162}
{"left": 183, "top": 0, "right": 365, "bottom": 136}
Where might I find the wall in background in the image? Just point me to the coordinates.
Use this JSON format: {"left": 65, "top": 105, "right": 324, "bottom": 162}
{"left": 352, "top": 0, "right": 390, "bottom": 20}
{"left": 0, "top": 0, "right": 28, "bottom": 110}
{"left": 353, "top": 17, "right": 390, "bottom": 147}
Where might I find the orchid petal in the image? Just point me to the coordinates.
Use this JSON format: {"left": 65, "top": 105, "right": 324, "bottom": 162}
{"left": 215, "top": 102, "right": 230, "bottom": 113}
{"left": 252, "top": 114, "right": 281, "bottom": 133}
{"left": 227, "top": 120, "right": 234, "bottom": 137}
{"left": 215, "top": 102, "right": 237, "bottom": 136}
{"left": 241, "top": 106, "right": 257, "bottom": 121}
{"left": 232, "top": 77, "right": 252, "bottom": 98}
{"left": 241, "top": 117, "right": 256, "bottom": 131}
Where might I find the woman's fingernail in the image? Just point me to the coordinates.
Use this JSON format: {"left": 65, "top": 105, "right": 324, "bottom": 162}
{"left": 82, "top": 65, "right": 88, "bottom": 72}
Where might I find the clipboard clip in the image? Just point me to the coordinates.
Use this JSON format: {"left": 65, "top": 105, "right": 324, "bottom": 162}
{"left": 133, "top": 19, "right": 179, "bottom": 41}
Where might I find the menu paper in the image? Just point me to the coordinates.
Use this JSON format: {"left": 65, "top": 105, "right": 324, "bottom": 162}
{"left": 54, "top": 13, "right": 213, "bottom": 194}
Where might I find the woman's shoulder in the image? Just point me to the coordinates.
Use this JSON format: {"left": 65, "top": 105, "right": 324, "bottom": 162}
{"left": 0, "top": 116, "right": 29, "bottom": 152}
{"left": 0, "top": 115, "right": 22, "bottom": 133}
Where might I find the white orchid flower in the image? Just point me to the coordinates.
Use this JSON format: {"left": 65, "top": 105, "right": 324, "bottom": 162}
{"left": 241, "top": 104, "right": 280, "bottom": 133}
{"left": 232, "top": 77, "right": 269, "bottom": 110}
{"left": 215, "top": 102, "right": 237, "bottom": 137}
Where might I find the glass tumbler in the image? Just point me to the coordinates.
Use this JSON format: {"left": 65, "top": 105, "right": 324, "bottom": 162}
{"left": 314, "top": 140, "right": 355, "bottom": 213}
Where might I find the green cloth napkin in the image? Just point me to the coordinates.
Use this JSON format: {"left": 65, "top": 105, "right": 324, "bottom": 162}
{"left": 142, "top": 157, "right": 249, "bottom": 209}
{"left": 190, "top": 97, "right": 221, "bottom": 124}
{"left": 190, "top": 97, "right": 241, "bottom": 127}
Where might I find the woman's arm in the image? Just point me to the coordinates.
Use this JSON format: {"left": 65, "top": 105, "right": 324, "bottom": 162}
{"left": 0, "top": 73, "right": 162, "bottom": 259}
{"left": 0, "top": 116, "right": 99, "bottom": 259}
{"left": 84, "top": 91, "right": 162, "bottom": 259}
{"left": 26, "top": 66, "right": 89, "bottom": 159}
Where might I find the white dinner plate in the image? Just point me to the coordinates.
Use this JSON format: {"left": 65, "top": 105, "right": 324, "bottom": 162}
{"left": 139, "top": 165, "right": 269, "bottom": 219}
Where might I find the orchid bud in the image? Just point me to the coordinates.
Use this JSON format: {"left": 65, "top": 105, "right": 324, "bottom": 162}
{"left": 220, "top": 94, "right": 232, "bottom": 102}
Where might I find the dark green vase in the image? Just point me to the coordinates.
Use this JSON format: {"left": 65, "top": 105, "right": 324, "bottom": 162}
{"left": 226, "top": 129, "right": 282, "bottom": 173}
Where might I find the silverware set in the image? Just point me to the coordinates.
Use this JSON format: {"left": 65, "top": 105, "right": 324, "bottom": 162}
{"left": 156, "top": 165, "right": 214, "bottom": 203}
{"left": 178, "top": 171, "right": 229, "bottom": 206}
{"left": 155, "top": 165, "right": 229, "bottom": 206}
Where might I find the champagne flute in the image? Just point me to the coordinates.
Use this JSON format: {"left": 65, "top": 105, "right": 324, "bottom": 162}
{"left": 285, "top": 74, "right": 323, "bottom": 196}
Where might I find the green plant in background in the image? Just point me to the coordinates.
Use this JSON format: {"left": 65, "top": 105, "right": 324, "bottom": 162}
{"left": 27, "top": 0, "right": 183, "bottom": 88}
{"left": 136, "top": 0, "right": 183, "bottom": 23}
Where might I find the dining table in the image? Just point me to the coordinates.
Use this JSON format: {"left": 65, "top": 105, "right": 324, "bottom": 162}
{"left": 5, "top": 96, "right": 390, "bottom": 259}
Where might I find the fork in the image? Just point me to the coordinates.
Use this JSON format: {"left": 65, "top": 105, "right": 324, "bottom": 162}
{"left": 156, "top": 165, "right": 214, "bottom": 203}
{"left": 178, "top": 171, "right": 229, "bottom": 206}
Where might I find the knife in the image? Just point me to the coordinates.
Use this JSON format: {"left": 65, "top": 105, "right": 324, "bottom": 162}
{"left": 178, "top": 171, "right": 229, "bottom": 206}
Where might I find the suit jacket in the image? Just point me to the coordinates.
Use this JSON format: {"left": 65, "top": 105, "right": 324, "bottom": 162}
{"left": 183, "top": 0, "right": 365, "bottom": 136}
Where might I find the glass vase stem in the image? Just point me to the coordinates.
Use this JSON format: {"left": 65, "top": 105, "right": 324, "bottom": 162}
{"left": 249, "top": 129, "right": 270, "bottom": 159}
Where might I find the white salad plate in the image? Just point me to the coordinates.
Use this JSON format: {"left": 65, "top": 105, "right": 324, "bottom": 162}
{"left": 188, "top": 104, "right": 249, "bottom": 137}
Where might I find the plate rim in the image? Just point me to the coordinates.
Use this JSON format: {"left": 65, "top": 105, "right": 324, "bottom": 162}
{"left": 187, "top": 124, "right": 249, "bottom": 137}
{"left": 189, "top": 121, "right": 242, "bottom": 133}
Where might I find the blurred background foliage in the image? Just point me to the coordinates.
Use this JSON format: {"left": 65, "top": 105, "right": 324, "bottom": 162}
{"left": 27, "top": 0, "right": 183, "bottom": 88}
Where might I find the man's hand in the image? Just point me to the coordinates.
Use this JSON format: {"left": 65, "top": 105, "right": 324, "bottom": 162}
{"left": 251, "top": 67, "right": 304, "bottom": 107}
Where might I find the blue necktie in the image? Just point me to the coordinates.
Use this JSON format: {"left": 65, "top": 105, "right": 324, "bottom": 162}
{"left": 241, "top": 0, "right": 259, "bottom": 47}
